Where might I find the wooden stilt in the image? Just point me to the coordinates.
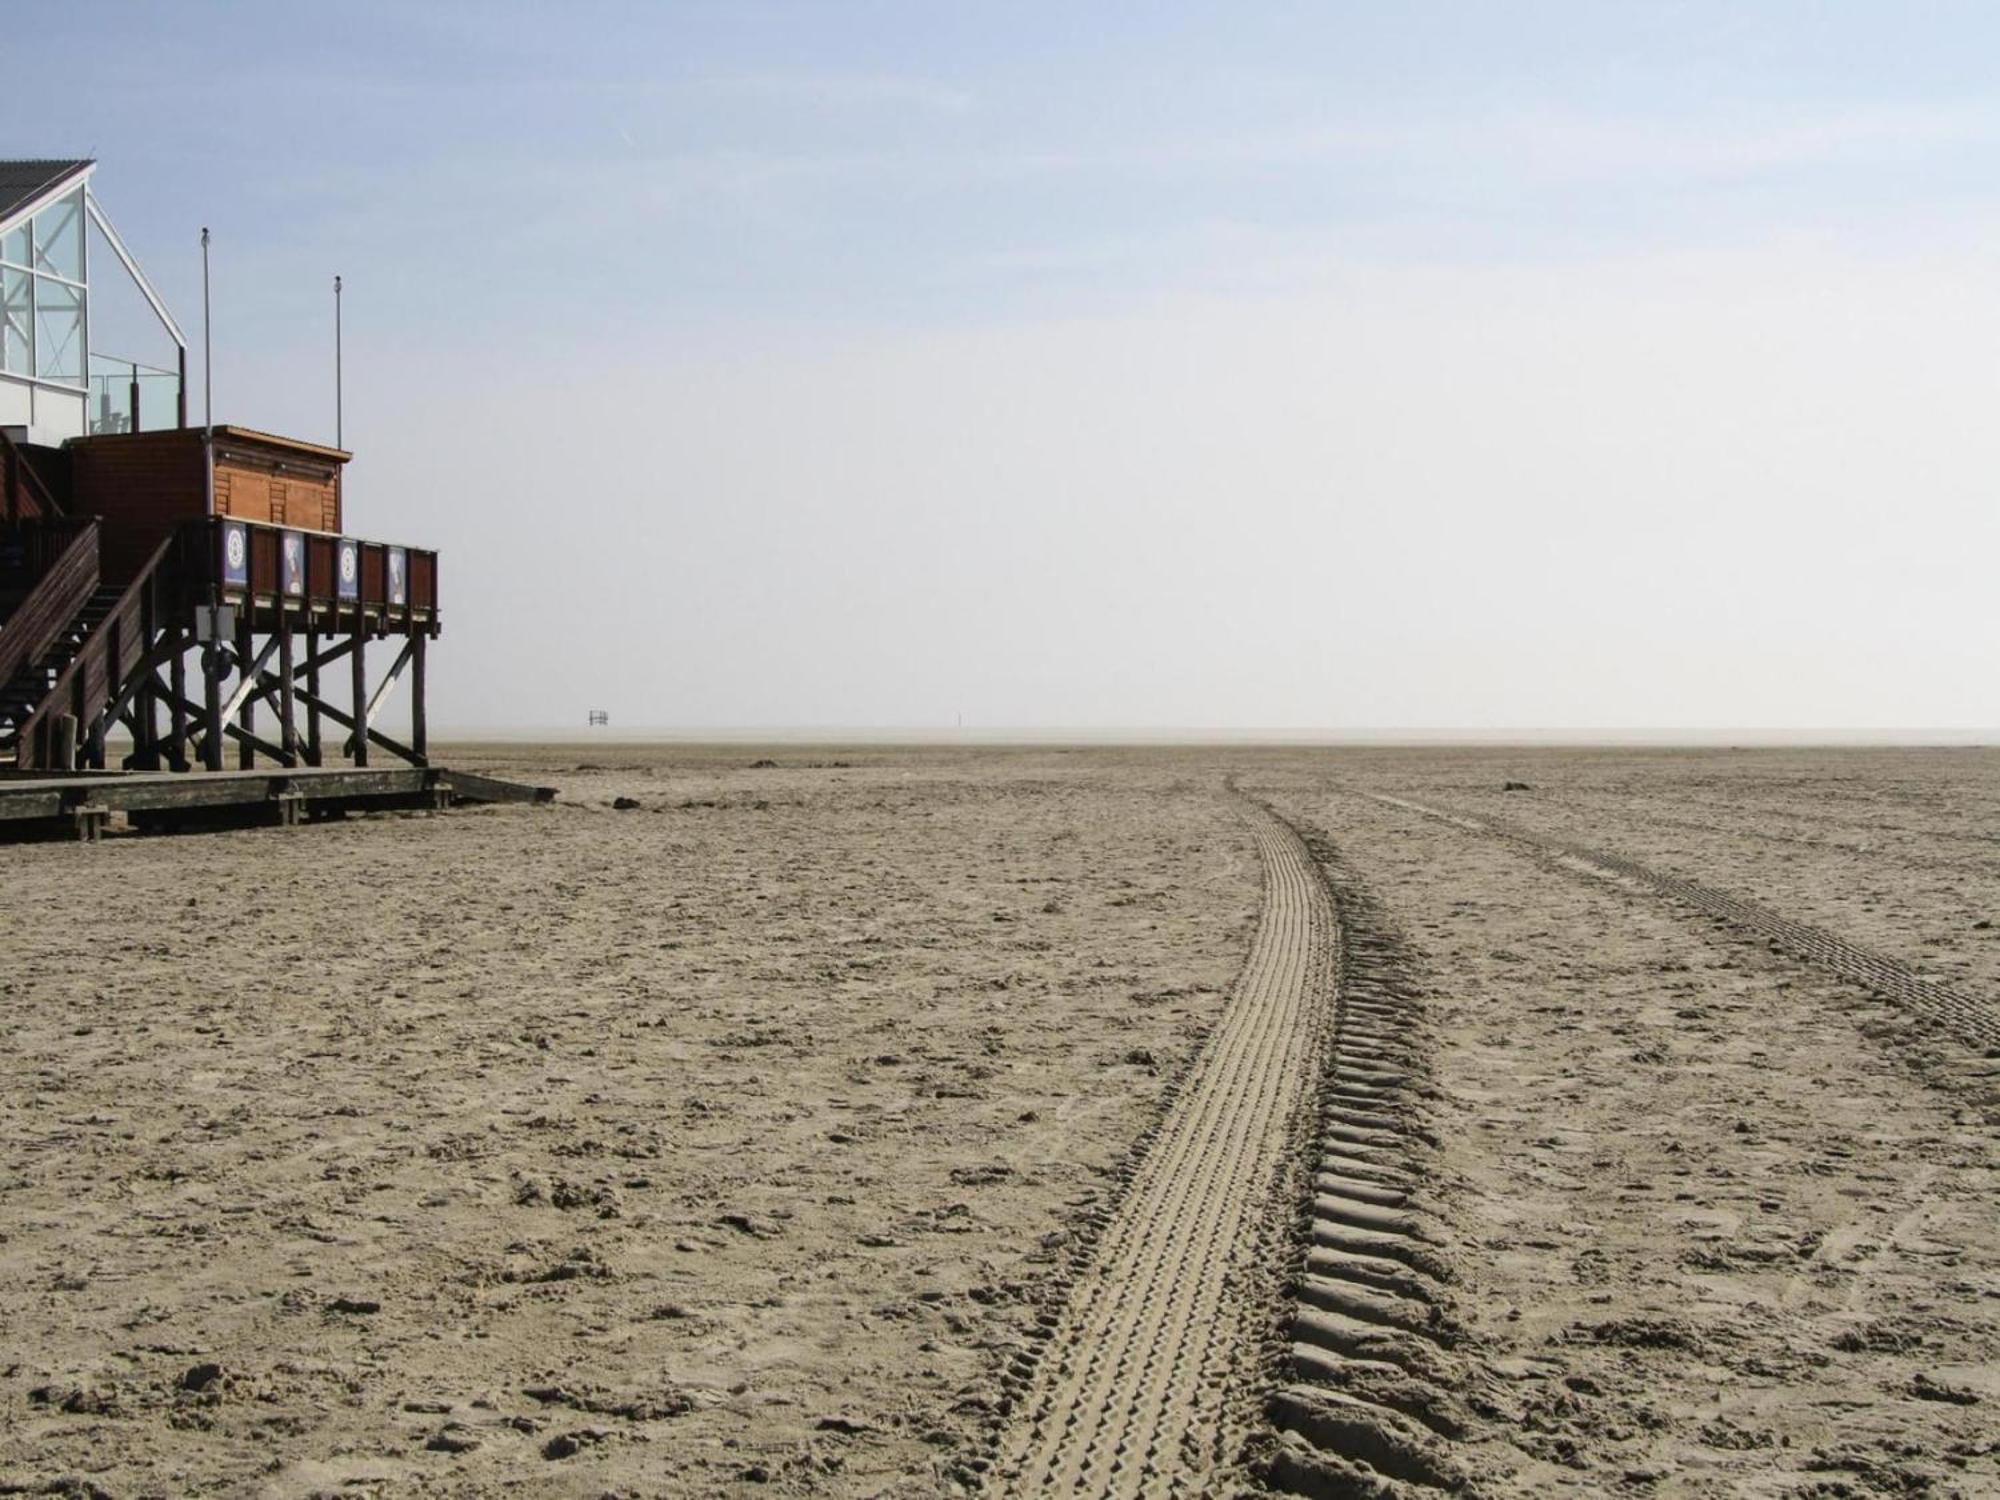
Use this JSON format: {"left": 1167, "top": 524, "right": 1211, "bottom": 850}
{"left": 350, "top": 626, "right": 369, "bottom": 768}
{"left": 169, "top": 633, "right": 189, "bottom": 771}
{"left": 304, "top": 627, "right": 322, "bottom": 767}
{"left": 278, "top": 624, "right": 298, "bottom": 767}
{"left": 86, "top": 617, "right": 113, "bottom": 769}
{"left": 203, "top": 638, "right": 225, "bottom": 772}
{"left": 235, "top": 615, "right": 255, "bottom": 770}
{"left": 410, "top": 632, "right": 428, "bottom": 764}
{"left": 134, "top": 590, "right": 158, "bottom": 769}
{"left": 246, "top": 669, "right": 423, "bottom": 765}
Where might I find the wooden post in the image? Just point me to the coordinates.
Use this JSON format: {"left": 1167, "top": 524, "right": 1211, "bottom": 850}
{"left": 304, "top": 627, "right": 322, "bottom": 767}
{"left": 203, "top": 639, "right": 224, "bottom": 772}
{"left": 69, "top": 668, "right": 87, "bottom": 770}
{"left": 350, "top": 627, "right": 368, "bottom": 767}
{"left": 133, "top": 598, "right": 152, "bottom": 770}
{"left": 52, "top": 714, "right": 77, "bottom": 770}
{"left": 135, "top": 588, "right": 159, "bottom": 770}
{"left": 236, "top": 615, "right": 255, "bottom": 770}
{"left": 278, "top": 625, "right": 298, "bottom": 767}
{"left": 410, "top": 632, "right": 428, "bottom": 764}
{"left": 88, "top": 617, "right": 116, "bottom": 770}
{"left": 131, "top": 684, "right": 153, "bottom": 771}
{"left": 169, "top": 632, "right": 189, "bottom": 771}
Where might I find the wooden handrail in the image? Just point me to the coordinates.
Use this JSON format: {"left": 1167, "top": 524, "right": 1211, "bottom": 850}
{"left": 1, "top": 426, "right": 62, "bottom": 522}
{"left": 16, "top": 531, "right": 178, "bottom": 770}
{"left": 0, "top": 519, "right": 99, "bottom": 695}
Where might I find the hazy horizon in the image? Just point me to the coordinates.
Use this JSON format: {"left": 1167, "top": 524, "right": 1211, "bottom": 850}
{"left": 10, "top": 3, "right": 1998, "bottom": 733}
{"left": 412, "top": 725, "right": 1998, "bottom": 748}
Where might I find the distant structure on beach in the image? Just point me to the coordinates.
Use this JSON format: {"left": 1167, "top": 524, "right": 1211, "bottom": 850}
{"left": 1, "top": 158, "right": 442, "bottom": 777}
{"left": 588, "top": 709, "right": 609, "bottom": 727}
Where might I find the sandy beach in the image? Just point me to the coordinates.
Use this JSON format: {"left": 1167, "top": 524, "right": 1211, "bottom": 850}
{"left": 2, "top": 745, "right": 1994, "bottom": 1497}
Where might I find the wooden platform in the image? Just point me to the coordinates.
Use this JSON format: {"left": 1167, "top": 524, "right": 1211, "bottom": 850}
{"left": 0, "top": 765, "right": 554, "bottom": 841}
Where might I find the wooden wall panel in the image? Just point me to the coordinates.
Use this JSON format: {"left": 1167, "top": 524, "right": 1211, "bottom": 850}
{"left": 67, "top": 426, "right": 347, "bottom": 584}
{"left": 68, "top": 430, "right": 208, "bottom": 584}
{"left": 213, "top": 456, "right": 339, "bottom": 533}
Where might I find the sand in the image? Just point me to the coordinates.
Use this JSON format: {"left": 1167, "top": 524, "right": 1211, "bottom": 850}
{"left": 1, "top": 745, "right": 1994, "bottom": 1498}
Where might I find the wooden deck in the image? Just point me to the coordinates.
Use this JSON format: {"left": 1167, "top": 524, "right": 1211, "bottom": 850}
{"left": 0, "top": 765, "right": 554, "bottom": 841}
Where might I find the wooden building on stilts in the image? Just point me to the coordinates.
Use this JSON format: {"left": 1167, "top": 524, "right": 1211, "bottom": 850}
{"left": 0, "top": 158, "right": 542, "bottom": 837}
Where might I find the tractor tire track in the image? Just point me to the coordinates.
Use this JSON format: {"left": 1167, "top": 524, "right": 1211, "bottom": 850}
{"left": 986, "top": 800, "right": 1335, "bottom": 1498}
{"left": 1260, "top": 825, "right": 1481, "bottom": 1500}
{"left": 1364, "top": 792, "right": 2000, "bottom": 1053}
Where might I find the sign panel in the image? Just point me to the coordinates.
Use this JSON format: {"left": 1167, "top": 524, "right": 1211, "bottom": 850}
{"left": 281, "top": 531, "right": 305, "bottom": 596}
{"left": 387, "top": 546, "right": 407, "bottom": 607}
{"left": 337, "top": 539, "right": 359, "bottom": 600}
{"left": 220, "top": 522, "right": 248, "bottom": 589}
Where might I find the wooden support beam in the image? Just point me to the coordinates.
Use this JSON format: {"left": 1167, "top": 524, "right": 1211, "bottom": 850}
{"left": 235, "top": 614, "right": 255, "bottom": 770}
{"left": 218, "top": 636, "right": 280, "bottom": 725}
{"left": 298, "top": 636, "right": 357, "bottom": 676}
{"left": 304, "top": 628, "right": 323, "bottom": 767}
{"left": 411, "top": 633, "right": 428, "bottom": 763}
{"left": 221, "top": 720, "right": 290, "bottom": 765}
{"left": 439, "top": 769, "right": 557, "bottom": 805}
{"left": 86, "top": 613, "right": 113, "bottom": 769}
{"left": 248, "top": 669, "right": 427, "bottom": 768}
{"left": 169, "top": 640, "right": 189, "bottom": 772}
{"left": 100, "top": 630, "right": 193, "bottom": 745}
{"left": 152, "top": 680, "right": 288, "bottom": 765}
{"left": 350, "top": 639, "right": 414, "bottom": 753}
{"left": 350, "top": 627, "right": 368, "bottom": 768}
{"left": 202, "top": 641, "right": 225, "bottom": 772}
{"left": 278, "top": 626, "right": 298, "bottom": 768}
{"left": 134, "top": 589, "right": 159, "bottom": 770}
{"left": 146, "top": 670, "right": 192, "bottom": 771}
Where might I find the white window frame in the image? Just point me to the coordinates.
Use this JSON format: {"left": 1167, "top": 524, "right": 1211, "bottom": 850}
{"left": 0, "top": 172, "right": 186, "bottom": 411}
{"left": 0, "top": 181, "right": 91, "bottom": 394}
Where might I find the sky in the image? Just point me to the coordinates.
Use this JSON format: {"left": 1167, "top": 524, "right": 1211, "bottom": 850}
{"left": 7, "top": 1, "right": 1998, "bottom": 732}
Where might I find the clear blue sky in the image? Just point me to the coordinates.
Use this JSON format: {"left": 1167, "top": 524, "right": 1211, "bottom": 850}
{"left": 9, "top": 3, "right": 2000, "bottom": 729}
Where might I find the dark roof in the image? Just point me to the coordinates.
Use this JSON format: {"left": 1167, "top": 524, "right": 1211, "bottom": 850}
{"left": 0, "top": 159, "right": 93, "bottom": 228}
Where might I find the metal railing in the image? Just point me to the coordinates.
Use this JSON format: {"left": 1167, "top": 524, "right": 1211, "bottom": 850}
{"left": 87, "top": 351, "right": 184, "bottom": 435}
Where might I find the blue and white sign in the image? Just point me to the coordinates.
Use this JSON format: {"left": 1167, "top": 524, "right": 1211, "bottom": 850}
{"left": 221, "top": 521, "right": 248, "bottom": 589}
{"left": 337, "top": 539, "right": 359, "bottom": 601}
{"left": 386, "top": 546, "right": 407, "bottom": 606}
{"left": 281, "top": 530, "right": 305, "bottom": 596}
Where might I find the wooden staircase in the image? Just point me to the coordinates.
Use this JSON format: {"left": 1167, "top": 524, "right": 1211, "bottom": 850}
{"left": 3, "top": 425, "right": 444, "bottom": 779}
{"left": 0, "top": 582, "right": 122, "bottom": 758}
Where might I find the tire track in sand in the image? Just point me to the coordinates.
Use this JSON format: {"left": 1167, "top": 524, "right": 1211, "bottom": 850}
{"left": 1262, "top": 827, "right": 1477, "bottom": 1499}
{"left": 987, "top": 800, "right": 1334, "bottom": 1498}
{"left": 1365, "top": 791, "right": 2000, "bottom": 1053}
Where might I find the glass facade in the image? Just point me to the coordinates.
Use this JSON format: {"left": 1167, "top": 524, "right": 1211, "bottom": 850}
{"left": 0, "top": 187, "right": 88, "bottom": 390}
{"left": 1, "top": 266, "right": 28, "bottom": 375}
{"left": 30, "top": 191, "right": 82, "bottom": 281}
{"left": 1, "top": 177, "right": 182, "bottom": 432}
{"left": 34, "top": 277, "right": 82, "bottom": 383}
{"left": 87, "top": 352, "right": 179, "bottom": 434}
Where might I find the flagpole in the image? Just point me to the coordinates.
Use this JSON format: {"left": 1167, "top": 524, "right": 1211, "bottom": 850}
{"left": 201, "top": 227, "right": 213, "bottom": 512}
